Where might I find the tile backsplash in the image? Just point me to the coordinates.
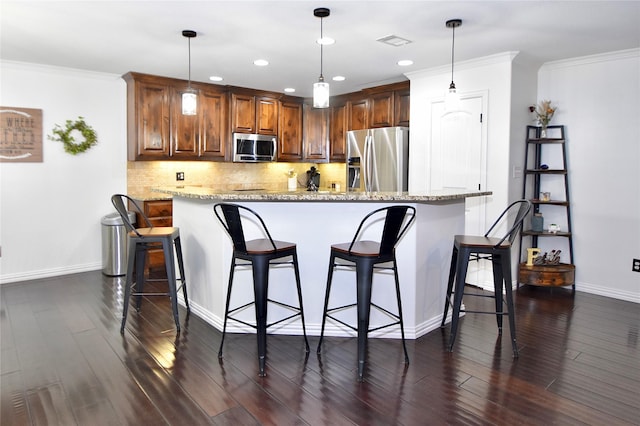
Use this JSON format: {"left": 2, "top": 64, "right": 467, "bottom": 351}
{"left": 127, "top": 161, "right": 346, "bottom": 195}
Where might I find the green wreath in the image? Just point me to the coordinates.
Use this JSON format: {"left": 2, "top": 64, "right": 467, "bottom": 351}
{"left": 49, "top": 116, "right": 98, "bottom": 155}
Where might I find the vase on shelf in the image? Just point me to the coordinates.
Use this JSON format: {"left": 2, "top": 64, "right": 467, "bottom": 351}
{"left": 540, "top": 126, "right": 547, "bottom": 138}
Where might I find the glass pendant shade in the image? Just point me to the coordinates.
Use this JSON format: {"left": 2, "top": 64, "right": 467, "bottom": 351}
{"left": 444, "top": 82, "right": 461, "bottom": 114}
{"left": 313, "top": 80, "right": 330, "bottom": 108}
{"left": 182, "top": 90, "right": 197, "bottom": 116}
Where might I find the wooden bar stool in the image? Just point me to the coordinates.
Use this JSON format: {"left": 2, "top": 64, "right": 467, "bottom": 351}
{"left": 317, "top": 205, "right": 416, "bottom": 381}
{"left": 214, "top": 203, "right": 309, "bottom": 377}
{"left": 441, "top": 200, "right": 531, "bottom": 356}
{"left": 111, "top": 194, "right": 189, "bottom": 333}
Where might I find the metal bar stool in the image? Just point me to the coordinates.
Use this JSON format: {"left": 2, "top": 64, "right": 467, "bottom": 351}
{"left": 111, "top": 194, "right": 189, "bottom": 333}
{"left": 317, "top": 205, "right": 416, "bottom": 381}
{"left": 214, "top": 203, "right": 309, "bottom": 377}
{"left": 441, "top": 199, "right": 531, "bottom": 356}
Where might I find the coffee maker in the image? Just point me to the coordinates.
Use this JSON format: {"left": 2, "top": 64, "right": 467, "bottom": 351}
{"left": 306, "top": 166, "right": 320, "bottom": 191}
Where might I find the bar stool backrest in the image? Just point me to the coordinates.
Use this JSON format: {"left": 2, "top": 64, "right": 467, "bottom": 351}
{"left": 484, "top": 199, "right": 532, "bottom": 247}
{"left": 349, "top": 205, "right": 416, "bottom": 256}
{"left": 214, "top": 203, "right": 277, "bottom": 254}
{"left": 111, "top": 194, "right": 152, "bottom": 237}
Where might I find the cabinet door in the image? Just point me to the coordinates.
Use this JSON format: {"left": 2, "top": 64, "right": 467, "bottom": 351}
{"left": 349, "top": 98, "right": 369, "bottom": 130}
{"left": 256, "top": 96, "right": 279, "bottom": 135}
{"left": 330, "top": 101, "right": 347, "bottom": 161}
{"left": 171, "top": 87, "right": 200, "bottom": 158}
{"left": 278, "top": 101, "right": 303, "bottom": 161}
{"left": 231, "top": 93, "right": 256, "bottom": 133}
{"left": 369, "top": 91, "right": 394, "bottom": 128}
{"left": 136, "top": 82, "right": 170, "bottom": 159}
{"left": 303, "top": 104, "right": 329, "bottom": 162}
{"left": 200, "top": 89, "right": 228, "bottom": 159}
{"left": 394, "top": 88, "right": 410, "bottom": 127}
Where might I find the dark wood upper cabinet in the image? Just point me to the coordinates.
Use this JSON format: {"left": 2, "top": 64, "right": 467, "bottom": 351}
{"left": 364, "top": 80, "right": 410, "bottom": 128}
{"left": 171, "top": 84, "right": 228, "bottom": 160}
{"left": 170, "top": 87, "right": 199, "bottom": 158}
{"left": 231, "top": 93, "right": 255, "bottom": 133}
{"left": 329, "top": 100, "right": 348, "bottom": 161}
{"left": 349, "top": 98, "right": 369, "bottom": 131}
{"left": 231, "top": 92, "right": 279, "bottom": 135}
{"left": 278, "top": 100, "right": 304, "bottom": 161}
{"left": 125, "top": 72, "right": 408, "bottom": 163}
{"left": 125, "top": 72, "right": 229, "bottom": 161}
{"left": 369, "top": 91, "right": 394, "bottom": 128}
{"left": 125, "top": 73, "right": 171, "bottom": 160}
{"left": 199, "top": 88, "right": 228, "bottom": 159}
{"left": 394, "top": 87, "right": 410, "bottom": 127}
{"left": 303, "top": 104, "right": 329, "bottom": 162}
{"left": 256, "top": 97, "right": 279, "bottom": 135}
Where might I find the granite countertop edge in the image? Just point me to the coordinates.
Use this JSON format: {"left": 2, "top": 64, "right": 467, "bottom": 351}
{"left": 151, "top": 186, "right": 492, "bottom": 203}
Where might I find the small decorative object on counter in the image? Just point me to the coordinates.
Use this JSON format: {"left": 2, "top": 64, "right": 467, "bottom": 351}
{"left": 287, "top": 169, "right": 297, "bottom": 191}
{"left": 531, "top": 212, "right": 544, "bottom": 232}
{"left": 529, "top": 100, "right": 556, "bottom": 138}
{"left": 306, "top": 166, "right": 320, "bottom": 191}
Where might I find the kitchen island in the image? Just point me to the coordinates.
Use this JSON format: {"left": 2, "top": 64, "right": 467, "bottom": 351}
{"left": 154, "top": 186, "right": 491, "bottom": 339}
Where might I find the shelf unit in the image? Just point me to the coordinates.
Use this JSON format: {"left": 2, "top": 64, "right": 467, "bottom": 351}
{"left": 518, "top": 125, "right": 575, "bottom": 288}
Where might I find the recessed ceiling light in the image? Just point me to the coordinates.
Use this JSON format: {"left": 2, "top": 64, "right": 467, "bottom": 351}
{"left": 209, "top": 75, "right": 223, "bottom": 81}
{"left": 284, "top": 88, "right": 296, "bottom": 93}
{"left": 317, "top": 37, "right": 335, "bottom": 45}
{"left": 397, "top": 60, "right": 413, "bottom": 66}
{"left": 377, "top": 35, "right": 412, "bottom": 47}
{"left": 253, "top": 59, "right": 269, "bottom": 66}
{"left": 332, "top": 76, "right": 345, "bottom": 81}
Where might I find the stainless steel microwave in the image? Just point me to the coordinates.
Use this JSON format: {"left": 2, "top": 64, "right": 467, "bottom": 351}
{"left": 233, "top": 133, "right": 277, "bottom": 162}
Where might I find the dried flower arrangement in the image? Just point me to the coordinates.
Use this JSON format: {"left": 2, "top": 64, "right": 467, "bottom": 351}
{"left": 529, "top": 100, "right": 556, "bottom": 129}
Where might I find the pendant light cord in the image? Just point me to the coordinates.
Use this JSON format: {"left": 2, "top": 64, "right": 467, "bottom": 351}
{"left": 188, "top": 36, "right": 192, "bottom": 89}
{"left": 319, "top": 16, "right": 324, "bottom": 80}
{"left": 450, "top": 23, "right": 456, "bottom": 88}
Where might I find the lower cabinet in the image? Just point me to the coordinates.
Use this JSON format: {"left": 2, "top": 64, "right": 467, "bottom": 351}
{"left": 129, "top": 198, "right": 173, "bottom": 270}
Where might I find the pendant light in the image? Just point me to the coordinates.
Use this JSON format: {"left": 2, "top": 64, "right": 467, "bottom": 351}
{"left": 444, "top": 19, "right": 462, "bottom": 115}
{"left": 313, "top": 7, "right": 330, "bottom": 109}
{"left": 182, "top": 30, "right": 197, "bottom": 116}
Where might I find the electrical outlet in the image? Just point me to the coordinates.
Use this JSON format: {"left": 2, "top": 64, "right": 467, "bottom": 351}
{"left": 633, "top": 258, "right": 640, "bottom": 273}
{"left": 176, "top": 172, "right": 185, "bottom": 181}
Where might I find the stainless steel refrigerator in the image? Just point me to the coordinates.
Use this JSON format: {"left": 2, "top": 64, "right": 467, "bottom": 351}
{"left": 346, "top": 126, "right": 409, "bottom": 192}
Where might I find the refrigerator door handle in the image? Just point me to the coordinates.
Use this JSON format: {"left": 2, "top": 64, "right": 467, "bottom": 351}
{"left": 364, "top": 134, "right": 372, "bottom": 192}
{"left": 363, "top": 135, "right": 368, "bottom": 191}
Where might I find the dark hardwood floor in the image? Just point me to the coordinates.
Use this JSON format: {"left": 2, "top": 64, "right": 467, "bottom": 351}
{"left": 1, "top": 271, "right": 638, "bottom": 425}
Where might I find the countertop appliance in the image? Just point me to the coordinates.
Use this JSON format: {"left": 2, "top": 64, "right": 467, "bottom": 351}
{"left": 233, "top": 133, "right": 277, "bottom": 162}
{"left": 346, "top": 126, "right": 409, "bottom": 192}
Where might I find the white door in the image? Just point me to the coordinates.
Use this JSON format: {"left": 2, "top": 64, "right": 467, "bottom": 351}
{"left": 431, "top": 96, "right": 489, "bottom": 286}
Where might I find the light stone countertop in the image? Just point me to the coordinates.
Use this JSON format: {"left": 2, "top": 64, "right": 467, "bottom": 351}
{"left": 152, "top": 186, "right": 491, "bottom": 203}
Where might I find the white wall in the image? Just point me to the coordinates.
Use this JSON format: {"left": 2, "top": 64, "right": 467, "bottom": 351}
{"left": 407, "top": 48, "right": 639, "bottom": 302}
{"left": 407, "top": 52, "right": 521, "bottom": 228}
{"left": 537, "top": 49, "right": 640, "bottom": 302}
{"left": 0, "top": 61, "right": 127, "bottom": 283}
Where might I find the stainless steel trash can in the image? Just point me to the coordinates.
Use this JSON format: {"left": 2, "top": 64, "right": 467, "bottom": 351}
{"left": 101, "top": 211, "right": 136, "bottom": 276}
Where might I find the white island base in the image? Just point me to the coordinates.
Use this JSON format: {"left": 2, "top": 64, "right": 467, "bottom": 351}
{"left": 167, "top": 191, "right": 477, "bottom": 340}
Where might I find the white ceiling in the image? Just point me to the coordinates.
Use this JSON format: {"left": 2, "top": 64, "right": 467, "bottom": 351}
{"left": 2, "top": 1, "right": 639, "bottom": 98}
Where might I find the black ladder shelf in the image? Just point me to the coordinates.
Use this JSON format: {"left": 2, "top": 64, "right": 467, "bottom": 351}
{"left": 518, "top": 125, "right": 575, "bottom": 289}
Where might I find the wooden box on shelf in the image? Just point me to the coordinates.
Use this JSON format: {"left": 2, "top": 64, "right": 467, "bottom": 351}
{"left": 518, "top": 263, "right": 575, "bottom": 287}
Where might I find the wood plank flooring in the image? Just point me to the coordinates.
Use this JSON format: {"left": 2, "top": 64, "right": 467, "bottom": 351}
{"left": 1, "top": 271, "right": 638, "bottom": 425}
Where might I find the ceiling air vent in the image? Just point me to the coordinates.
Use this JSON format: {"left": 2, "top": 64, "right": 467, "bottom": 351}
{"left": 376, "top": 35, "right": 412, "bottom": 47}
